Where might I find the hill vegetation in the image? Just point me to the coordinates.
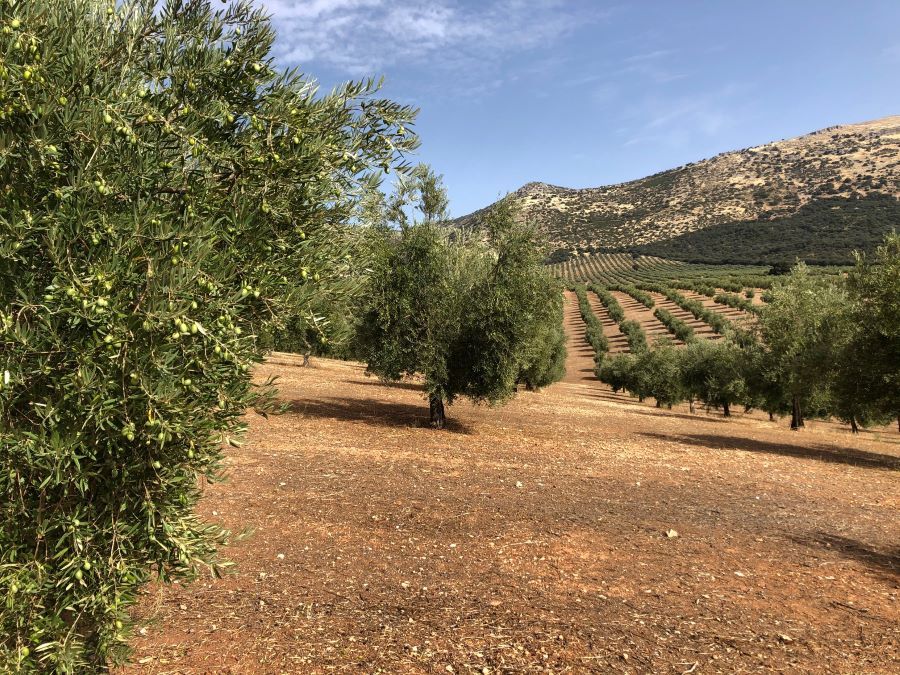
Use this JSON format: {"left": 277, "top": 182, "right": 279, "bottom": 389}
{"left": 456, "top": 116, "right": 900, "bottom": 265}
{"left": 634, "top": 192, "right": 900, "bottom": 265}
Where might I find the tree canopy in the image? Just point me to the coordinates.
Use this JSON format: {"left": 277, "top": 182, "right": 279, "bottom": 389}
{"left": 0, "top": 0, "right": 415, "bottom": 668}
{"left": 357, "top": 191, "right": 565, "bottom": 428}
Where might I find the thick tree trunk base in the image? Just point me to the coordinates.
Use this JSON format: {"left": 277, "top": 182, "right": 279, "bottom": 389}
{"left": 790, "top": 396, "right": 802, "bottom": 431}
{"left": 723, "top": 402, "right": 731, "bottom": 418}
{"left": 429, "top": 395, "right": 446, "bottom": 430}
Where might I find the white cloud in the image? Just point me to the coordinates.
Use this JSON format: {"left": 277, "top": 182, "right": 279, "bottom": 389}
{"left": 883, "top": 44, "right": 900, "bottom": 62}
{"left": 622, "top": 83, "right": 752, "bottom": 148}
{"left": 261, "top": 0, "right": 611, "bottom": 78}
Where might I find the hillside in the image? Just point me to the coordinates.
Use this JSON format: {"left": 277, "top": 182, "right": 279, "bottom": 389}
{"left": 456, "top": 116, "right": 900, "bottom": 263}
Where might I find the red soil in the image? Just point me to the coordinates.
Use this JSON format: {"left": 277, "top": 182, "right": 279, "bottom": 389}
{"left": 120, "top": 296, "right": 900, "bottom": 674}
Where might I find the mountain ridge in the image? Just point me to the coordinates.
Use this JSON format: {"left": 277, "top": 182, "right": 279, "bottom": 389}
{"left": 455, "top": 115, "right": 900, "bottom": 262}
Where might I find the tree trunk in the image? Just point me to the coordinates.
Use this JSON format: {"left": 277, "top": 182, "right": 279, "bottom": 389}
{"left": 790, "top": 396, "right": 801, "bottom": 431}
{"left": 689, "top": 399, "right": 695, "bottom": 414}
{"left": 769, "top": 411, "right": 774, "bottom": 422}
{"left": 850, "top": 416, "right": 859, "bottom": 434}
{"left": 429, "top": 395, "right": 446, "bottom": 430}
{"left": 723, "top": 401, "right": 731, "bottom": 418}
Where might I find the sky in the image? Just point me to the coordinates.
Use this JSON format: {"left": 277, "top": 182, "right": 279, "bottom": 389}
{"left": 261, "top": 0, "right": 900, "bottom": 217}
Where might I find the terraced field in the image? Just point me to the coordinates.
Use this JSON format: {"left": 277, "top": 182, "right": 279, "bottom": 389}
{"left": 550, "top": 252, "right": 769, "bottom": 287}
{"left": 679, "top": 290, "right": 750, "bottom": 325}
{"left": 608, "top": 290, "right": 676, "bottom": 346}
{"left": 646, "top": 291, "right": 721, "bottom": 341}
{"left": 595, "top": 301, "right": 629, "bottom": 354}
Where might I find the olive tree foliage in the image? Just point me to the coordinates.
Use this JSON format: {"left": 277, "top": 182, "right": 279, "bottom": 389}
{"left": 516, "top": 297, "right": 567, "bottom": 391}
{"left": 757, "top": 263, "right": 846, "bottom": 429}
{"left": 830, "top": 232, "right": 900, "bottom": 431}
{"left": 680, "top": 339, "right": 747, "bottom": 417}
{"left": 357, "top": 190, "right": 564, "bottom": 428}
{"left": 0, "top": 0, "right": 416, "bottom": 669}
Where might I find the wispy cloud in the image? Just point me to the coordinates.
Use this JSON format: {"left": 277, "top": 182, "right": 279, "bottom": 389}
{"left": 621, "top": 83, "right": 751, "bottom": 148}
{"left": 623, "top": 49, "right": 674, "bottom": 63}
{"left": 882, "top": 44, "right": 900, "bottom": 62}
{"left": 262, "top": 0, "right": 611, "bottom": 78}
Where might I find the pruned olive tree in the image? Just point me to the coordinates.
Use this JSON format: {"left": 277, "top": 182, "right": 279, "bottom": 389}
{"left": 680, "top": 339, "right": 748, "bottom": 417}
{"left": 357, "top": 192, "right": 564, "bottom": 428}
{"left": 831, "top": 231, "right": 900, "bottom": 432}
{"left": 0, "top": 0, "right": 416, "bottom": 669}
{"left": 757, "top": 264, "right": 846, "bottom": 430}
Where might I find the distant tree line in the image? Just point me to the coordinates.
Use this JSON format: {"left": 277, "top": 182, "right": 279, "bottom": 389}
{"left": 597, "top": 232, "right": 900, "bottom": 433}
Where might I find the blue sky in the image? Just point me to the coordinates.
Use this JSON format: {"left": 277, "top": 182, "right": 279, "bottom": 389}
{"left": 262, "top": 0, "right": 900, "bottom": 217}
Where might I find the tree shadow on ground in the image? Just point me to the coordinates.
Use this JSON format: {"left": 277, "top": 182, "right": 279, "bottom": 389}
{"left": 639, "top": 432, "right": 900, "bottom": 471}
{"left": 347, "top": 379, "right": 424, "bottom": 392}
{"left": 791, "top": 532, "right": 899, "bottom": 581}
{"left": 628, "top": 408, "right": 731, "bottom": 424}
{"left": 286, "top": 397, "right": 472, "bottom": 434}
{"left": 580, "top": 390, "right": 641, "bottom": 406}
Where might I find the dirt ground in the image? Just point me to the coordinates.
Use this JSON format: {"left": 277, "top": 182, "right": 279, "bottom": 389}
{"left": 123, "top": 297, "right": 899, "bottom": 674}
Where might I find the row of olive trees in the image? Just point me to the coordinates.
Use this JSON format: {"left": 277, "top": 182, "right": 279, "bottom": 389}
{"left": 715, "top": 291, "right": 760, "bottom": 314}
{"left": 0, "top": 0, "right": 418, "bottom": 669}
{"left": 640, "top": 285, "right": 731, "bottom": 334}
{"left": 589, "top": 285, "right": 649, "bottom": 352}
{"left": 355, "top": 171, "right": 566, "bottom": 428}
{"left": 598, "top": 338, "right": 747, "bottom": 414}
{"left": 597, "top": 234, "right": 899, "bottom": 432}
{"left": 653, "top": 307, "right": 696, "bottom": 343}
{"left": 572, "top": 285, "right": 609, "bottom": 356}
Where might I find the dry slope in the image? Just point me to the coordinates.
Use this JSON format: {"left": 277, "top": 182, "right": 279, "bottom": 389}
{"left": 457, "top": 116, "right": 900, "bottom": 254}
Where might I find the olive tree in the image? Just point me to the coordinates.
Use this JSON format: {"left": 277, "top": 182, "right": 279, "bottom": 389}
{"left": 357, "top": 196, "right": 564, "bottom": 427}
{"left": 831, "top": 232, "right": 900, "bottom": 431}
{"left": 758, "top": 264, "right": 846, "bottom": 429}
{"left": 680, "top": 339, "right": 748, "bottom": 417}
{"left": 517, "top": 292, "right": 567, "bottom": 391}
{"left": 0, "top": 0, "right": 415, "bottom": 669}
